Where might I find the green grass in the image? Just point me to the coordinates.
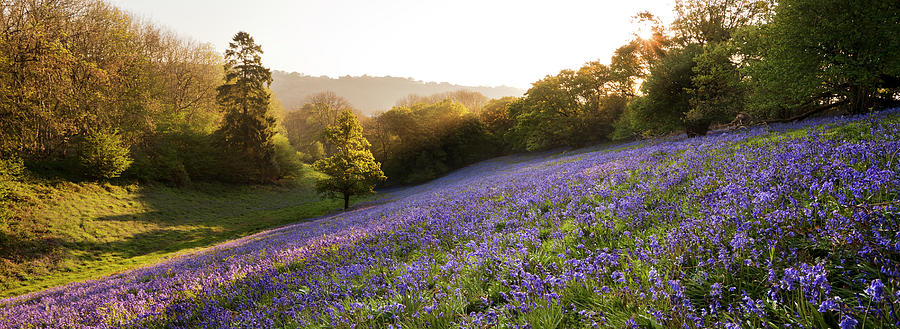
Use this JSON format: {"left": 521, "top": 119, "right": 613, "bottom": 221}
{"left": 0, "top": 165, "right": 369, "bottom": 298}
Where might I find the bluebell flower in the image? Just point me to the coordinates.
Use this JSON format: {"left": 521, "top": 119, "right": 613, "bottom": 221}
{"left": 710, "top": 283, "right": 722, "bottom": 297}
{"left": 865, "top": 279, "right": 885, "bottom": 302}
{"left": 839, "top": 316, "right": 858, "bottom": 329}
{"left": 818, "top": 299, "right": 838, "bottom": 312}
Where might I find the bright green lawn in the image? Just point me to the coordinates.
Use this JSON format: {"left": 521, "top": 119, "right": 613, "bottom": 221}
{"left": 0, "top": 165, "right": 366, "bottom": 298}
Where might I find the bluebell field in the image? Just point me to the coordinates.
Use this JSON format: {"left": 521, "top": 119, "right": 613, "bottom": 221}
{"left": 2, "top": 110, "right": 899, "bottom": 328}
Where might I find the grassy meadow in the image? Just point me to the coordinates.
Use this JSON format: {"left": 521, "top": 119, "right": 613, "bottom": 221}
{"left": 0, "top": 165, "right": 369, "bottom": 298}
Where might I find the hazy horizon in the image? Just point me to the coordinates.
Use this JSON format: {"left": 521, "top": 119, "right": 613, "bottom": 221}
{"left": 107, "top": 0, "right": 675, "bottom": 89}
{"left": 271, "top": 69, "right": 526, "bottom": 89}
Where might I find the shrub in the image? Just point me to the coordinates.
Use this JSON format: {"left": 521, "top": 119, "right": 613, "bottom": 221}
{"left": 129, "top": 147, "right": 191, "bottom": 186}
{"left": 128, "top": 129, "right": 219, "bottom": 186}
{"left": 298, "top": 141, "right": 325, "bottom": 163}
{"left": 78, "top": 130, "right": 133, "bottom": 180}
{"left": 273, "top": 134, "right": 302, "bottom": 178}
{"left": 176, "top": 131, "right": 223, "bottom": 182}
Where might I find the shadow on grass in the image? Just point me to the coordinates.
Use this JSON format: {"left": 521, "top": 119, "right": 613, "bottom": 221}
{"left": 0, "top": 233, "right": 65, "bottom": 268}
{"left": 0, "top": 180, "right": 350, "bottom": 298}
{"left": 64, "top": 219, "right": 220, "bottom": 257}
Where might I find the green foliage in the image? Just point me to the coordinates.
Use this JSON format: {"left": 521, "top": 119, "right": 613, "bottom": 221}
{"left": 273, "top": 134, "right": 303, "bottom": 179}
{"left": 610, "top": 101, "right": 642, "bottom": 141}
{"left": 738, "top": 0, "right": 900, "bottom": 116}
{"left": 128, "top": 128, "right": 221, "bottom": 186}
{"left": 671, "top": 0, "right": 774, "bottom": 46}
{"left": 616, "top": 46, "right": 701, "bottom": 138}
{"left": 479, "top": 97, "right": 517, "bottom": 139}
{"left": 502, "top": 46, "right": 647, "bottom": 150}
{"left": 214, "top": 31, "right": 280, "bottom": 183}
{"left": 687, "top": 41, "right": 746, "bottom": 124}
{"left": 0, "top": 158, "right": 23, "bottom": 193}
{"left": 435, "top": 116, "right": 496, "bottom": 170}
{"left": 78, "top": 130, "right": 133, "bottom": 180}
{"left": 298, "top": 141, "right": 326, "bottom": 163}
{"left": 505, "top": 71, "right": 583, "bottom": 151}
{"left": 476, "top": 96, "right": 521, "bottom": 154}
{"left": 313, "top": 110, "right": 386, "bottom": 209}
{"left": 0, "top": 0, "right": 222, "bottom": 163}
{"left": 612, "top": 0, "right": 773, "bottom": 139}
{"left": 129, "top": 144, "right": 191, "bottom": 186}
{"left": 374, "top": 100, "right": 497, "bottom": 185}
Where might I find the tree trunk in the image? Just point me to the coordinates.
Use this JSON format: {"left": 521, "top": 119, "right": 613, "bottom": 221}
{"left": 848, "top": 85, "right": 874, "bottom": 114}
{"left": 343, "top": 193, "right": 350, "bottom": 210}
{"left": 684, "top": 119, "right": 711, "bottom": 137}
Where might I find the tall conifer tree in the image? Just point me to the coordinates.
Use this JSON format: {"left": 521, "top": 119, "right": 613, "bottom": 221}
{"left": 215, "top": 31, "right": 278, "bottom": 182}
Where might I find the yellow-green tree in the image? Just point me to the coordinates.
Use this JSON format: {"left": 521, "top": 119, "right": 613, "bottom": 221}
{"left": 313, "top": 110, "right": 385, "bottom": 209}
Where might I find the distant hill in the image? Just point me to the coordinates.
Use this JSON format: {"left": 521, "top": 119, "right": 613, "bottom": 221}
{"left": 270, "top": 71, "right": 524, "bottom": 115}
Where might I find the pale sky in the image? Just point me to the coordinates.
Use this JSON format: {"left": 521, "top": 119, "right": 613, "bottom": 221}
{"left": 108, "top": 0, "right": 675, "bottom": 89}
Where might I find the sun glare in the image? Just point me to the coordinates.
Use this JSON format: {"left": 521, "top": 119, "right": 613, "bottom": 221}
{"left": 635, "top": 24, "right": 655, "bottom": 40}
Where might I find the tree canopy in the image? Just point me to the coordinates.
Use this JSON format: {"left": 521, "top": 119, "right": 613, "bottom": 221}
{"left": 2, "top": 0, "right": 898, "bottom": 189}
{"left": 0, "top": 0, "right": 299, "bottom": 185}
{"left": 738, "top": 0, "right": 900, "bottom": 116}
{"left": 0, "top": 0, "right": 222, "bottom": 161}
{"left": 367, "top": 100, "right": 494, "bottom": 185}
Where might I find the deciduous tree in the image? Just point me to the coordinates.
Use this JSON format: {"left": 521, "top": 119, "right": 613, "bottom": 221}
{"left": 313, "top": 110, "right": 385, "bottom": 209}
{"left": 739, "top": 0, "right": 900, "bottom": 116}
{"left": 283, "top": 92, "right": 355, "bottom": 161}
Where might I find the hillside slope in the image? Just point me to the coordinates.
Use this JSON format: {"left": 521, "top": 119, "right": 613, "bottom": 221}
{"left": 2, "top": 110, "right": 899, "bottom": 328}
{"left": 0, "top": 166, "right": 364, "bottom": 299}
{"left": 271, "top": 71, "right": 524, "bottom": 114}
